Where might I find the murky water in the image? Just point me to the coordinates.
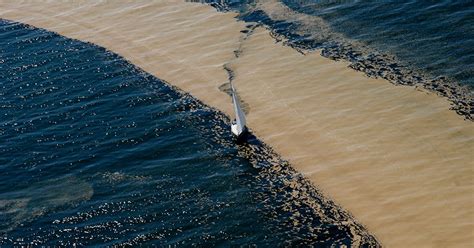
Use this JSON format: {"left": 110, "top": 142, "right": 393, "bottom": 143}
{"left": 207, "top": 0, "right": 474, "bottom": 119}
{"left": 0, "top": 19, "right": 377, "bottom": 246}
{"left": 1, "top": 1, "right": 472, "bottom": 247}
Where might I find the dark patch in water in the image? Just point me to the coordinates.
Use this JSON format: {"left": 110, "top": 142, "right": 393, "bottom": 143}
{"left": 0, "top": 19, "right": 379, "bottom": 246}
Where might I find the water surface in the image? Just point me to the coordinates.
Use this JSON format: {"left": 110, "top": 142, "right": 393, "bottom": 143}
{"left": 206, "top": 0, "right": 474, "bottom": 119}
{"left": 0, "top": 19, "right": 378, "bottom": 246}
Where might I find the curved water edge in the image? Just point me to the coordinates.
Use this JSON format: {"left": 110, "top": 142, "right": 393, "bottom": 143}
{"left": 199, "top": 0, "right": 474, "bottom": 120}
{"left": 0, "top": 19, "right": 379, "bottom": 246}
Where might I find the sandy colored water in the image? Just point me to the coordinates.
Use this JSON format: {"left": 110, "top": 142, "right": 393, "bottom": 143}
{"left": 1, "top": 1, "right": 473, "bottom": 247}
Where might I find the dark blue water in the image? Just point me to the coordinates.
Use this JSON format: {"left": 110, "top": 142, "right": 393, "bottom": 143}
{"left": 206, "top": 0, "right": 474, "bottom": 119}
{"left": 282, "top": 0, "right": 474, "bottom": 88}
{"left": 0, "top": 20, "right": 378, "bottom": 246}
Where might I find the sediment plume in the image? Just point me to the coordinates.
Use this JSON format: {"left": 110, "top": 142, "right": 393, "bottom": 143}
{"left": 1, "top": 1, "right": 473, "bottom": 246}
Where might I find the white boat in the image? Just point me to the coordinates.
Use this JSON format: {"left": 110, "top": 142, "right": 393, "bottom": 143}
{"left": 230, "top": 82, "right": 247, "bottom": 138}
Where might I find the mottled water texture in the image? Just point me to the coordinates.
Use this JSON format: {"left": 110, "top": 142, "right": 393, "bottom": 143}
{"left": 0, "top": 20, "right": 379, "bottom": 246}
{"left": 202, "top": 0, "right": 474, "bottom": 120}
